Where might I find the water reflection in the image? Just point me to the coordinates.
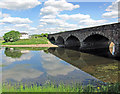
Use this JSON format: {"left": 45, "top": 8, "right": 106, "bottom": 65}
{"left": 48, "top": 47, "right": 120, "bottom": 83}
{"left": 4, "top": 48, "right": 23, "bottom": 58}
{"left": 2, "top": 47, "right": 99, "bottom": 85}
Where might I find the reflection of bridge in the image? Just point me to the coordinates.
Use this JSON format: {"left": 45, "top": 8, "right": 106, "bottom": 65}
{"left": 48, "top": 23, "right": 120, "bottom": 57}
{"left": 48, "top": 48, "right": 119, "bottom": 83}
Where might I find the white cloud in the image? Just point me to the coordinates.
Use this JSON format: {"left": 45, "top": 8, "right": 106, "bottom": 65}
{"left": 14, "top": 24, "right": 30, "bottom": 28}
{"left": 2, "top": 52, "right": 33, "bottom": 65}
{"left": 102, "top": 0, "right": 119, "bottom": 18}
{"left": 0, "top": 0, "right": 41, "bottom": 10}
{"left": 58, "top": 13, "right": 90, "bottom": 21}
{"left": 2, "top": 65, "right": 43, "bottom": 81}
{"left": 29, "top": 27, "right": 37, "bottom": 31}
{"left": 0, "top": 17, "right": 32, "bottom": 24}
{"left": 40, "top": 18, "right": 65, "bottom": 25}
{"left": 40, "top": 51, "right": 78, "bottom": 76}
{"left": 58, "top": 13, "right": 108, "bottom": 27}
{"left": 44, "top": 0, "right": 80, "bottom": 11}
{"left": 40, "top": 6, "right": 59, "bottom": 16}
{"left": 40, "top": 0, "right": 80, "bottom": 16}
{"left": 79, "top": 19, "right": 107, "bottom": 27}
{"left": 39, "top": 0, "right": 110, "bottom": 34}
{"left": 41, "top": 15, "right": 56, "bottom": 19}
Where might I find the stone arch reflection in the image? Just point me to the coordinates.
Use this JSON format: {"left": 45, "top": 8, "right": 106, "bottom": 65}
{"left": 65, "top": 49, "right": 81, "bottom": 61}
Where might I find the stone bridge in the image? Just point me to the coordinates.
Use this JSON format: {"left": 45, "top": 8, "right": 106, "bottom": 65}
{"left": 48, "top": 23, "right": 120, "bottom": 57}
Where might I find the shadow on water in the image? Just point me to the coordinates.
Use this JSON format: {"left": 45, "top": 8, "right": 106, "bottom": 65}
{"left": 65, "top": 47, "right": 120, "bottom": 61}
{"left": 48, "top": 47, "right": 120, "bottom": 83}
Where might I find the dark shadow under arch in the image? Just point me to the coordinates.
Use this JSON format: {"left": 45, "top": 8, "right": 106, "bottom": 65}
{"left": 56, "top": 36, "right": 64, "bottom": 45}
{"left": 65, "top": 36, "right": 80, "bottom": 47}
{"left": 82, "top": 34, "right": 109, "bottom": 49}
{"left": 49, "top": 37, "right": 55, "bottom": 44}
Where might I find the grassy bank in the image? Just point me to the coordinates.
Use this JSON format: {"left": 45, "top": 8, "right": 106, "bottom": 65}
{"left": 2, "top": 37, "right": 49, "bottom": 45}
{"left": 2, "top": 82, "right": 119, "bottom": 93}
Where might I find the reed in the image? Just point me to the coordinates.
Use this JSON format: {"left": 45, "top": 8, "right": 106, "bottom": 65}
{"left": 2, "top": 82, "right": 120, "bottom": 93}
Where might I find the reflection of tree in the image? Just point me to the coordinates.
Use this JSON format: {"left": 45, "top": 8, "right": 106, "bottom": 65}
{"left": 44, "top": 50, "right": 49, "bottom": 54}
{"left": 5, "top": 48, "right": 23, "bottom": 58}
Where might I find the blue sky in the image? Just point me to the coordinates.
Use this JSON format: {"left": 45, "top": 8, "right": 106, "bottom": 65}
{"left": 0, "top": 0, "right": 119, "bottom": 36}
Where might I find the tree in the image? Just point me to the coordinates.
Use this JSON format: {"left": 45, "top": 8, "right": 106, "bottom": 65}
{"left": 3, "top": 30, "right": 20, "bottom": 42}
{"left": 40, "top": 33, "right": 48, "bottom": 37}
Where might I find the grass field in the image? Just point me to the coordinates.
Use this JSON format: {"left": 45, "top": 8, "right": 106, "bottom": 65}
{"left": 2, "top": 82, "right": 120, "bottom": 93}
{"left": 2, "top": 37, "right": 49, "bottom": 45}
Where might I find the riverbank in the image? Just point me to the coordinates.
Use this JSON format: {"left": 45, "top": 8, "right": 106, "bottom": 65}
{"left": 1, "top": 37, "right": 58, "bottom": 47}
{"left": 2, "top": 37, "right": 48, "bottom": 45}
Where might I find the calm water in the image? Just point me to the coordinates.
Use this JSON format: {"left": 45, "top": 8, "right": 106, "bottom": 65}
{"left": 1, "top": 47, "right": 120, "bottom": 86}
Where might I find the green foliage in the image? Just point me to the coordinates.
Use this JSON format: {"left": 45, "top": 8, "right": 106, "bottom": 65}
{"left": 2, "top": 82, "right": 120, "bottom": 93}
{"left": 3, "top": 30, "right": 20, "bottom": 42}
{"left": 4, "top": 47, "right": 22, "bottom": 58}
{"left": 40, "top": 33, "right": 48, "bottom": 37}
{"left": 2, "top": 37, "right": 48, "bottom": 45}
{"left": 31, "top": 33, "right": 48, "bottom": 38}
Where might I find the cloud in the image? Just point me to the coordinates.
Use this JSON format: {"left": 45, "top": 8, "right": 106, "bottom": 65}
{"left": 14, "top": 24, "right": 30, "bottom": 28}
{"left": 2, "top": 52, "right": 33, "bottom": 65}
{"left": 102, "top": 0, "right": 119, "bottom": 18}
{"left": 0, "top": 0, "right": 41, "bottom": 10}
{"left": 2, "top": 65, "right": 43, "bottom": 81}
{"left": 40, "top": 0, "right": 80, "bottom": 16}
{"left": 39, "top": 0, "right": 110, "bottom": 34}
{"left": 79, "top": 19, "right": 107, "bottom": 27}
{"left": 40, "top": 18, "right": 65, "bottom": 25}
{"left": 58, "top": 13, "right": 90, "bottom": 21}
{"left": 58, "top": 13, "right": 108, "bottom": 27}
{"left": 0, "top": 17, "right": 32, "bottom": 24}
{"left": 40, "top": 51, "right": 78, "bottom": 76}
{"left": 44, "top": 0, "right": 80, "bottom": 11}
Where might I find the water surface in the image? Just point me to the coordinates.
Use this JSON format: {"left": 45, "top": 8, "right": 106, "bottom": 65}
{"left": 1, "top": 47, "right": 119, "bottom": 86}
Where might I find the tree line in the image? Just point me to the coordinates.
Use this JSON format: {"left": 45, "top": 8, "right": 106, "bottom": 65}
{"left": 3, "top": 30, "right": 48, "bottom": 42}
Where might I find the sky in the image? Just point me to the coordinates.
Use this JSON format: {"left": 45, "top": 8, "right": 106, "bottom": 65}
{"left": 0, "top": 0, "right": 119, "bottom": 36}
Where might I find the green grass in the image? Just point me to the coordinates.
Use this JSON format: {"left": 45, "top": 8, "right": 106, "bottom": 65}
{"left": 2, "top": 37, "right": 49, "bottom": 45}
{"left": 2, "top": 82, "right": 120, "bottom": 93}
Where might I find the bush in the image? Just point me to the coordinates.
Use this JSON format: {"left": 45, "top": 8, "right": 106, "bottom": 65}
{"left": 3, "top": 30, "right": 20, "bottom": 42}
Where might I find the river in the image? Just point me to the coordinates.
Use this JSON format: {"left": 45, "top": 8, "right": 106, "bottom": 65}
{"left": 1, "top": 47, "right": 120, "bottom": 87}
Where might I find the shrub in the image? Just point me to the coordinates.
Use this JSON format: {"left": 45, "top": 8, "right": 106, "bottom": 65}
{"left": 3, "top": 30, "right": 20, "bottom": 42}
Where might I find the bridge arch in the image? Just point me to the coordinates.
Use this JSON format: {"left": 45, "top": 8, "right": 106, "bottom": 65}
{"left": 65, "top": 35, "right": 80, "bottom": 47}
{"left": 82, "top": 34, "right": 109, "bottom": 49}
{"left": 56, "top": 36, "right": 64, "bottom": 45}
{"left": 49, "top": 37, "right": 55, "bottom": 44}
